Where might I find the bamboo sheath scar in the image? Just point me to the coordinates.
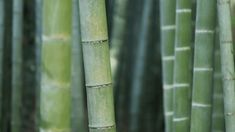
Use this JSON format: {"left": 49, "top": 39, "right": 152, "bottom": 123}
{"left": 160, "top": 0, "right": 176, "bottom": 131}
{"left": 78, "top": 0, "right": 116, "bottom": 131}
{"left": 40, "top": 0, "right": 72, "bottom": 132}
{"left": 190, "top": 0, "right": 216, "bottom": 131}
{"left": 173, "top": 0, "right": 192, "bottom": 131}
{"left": 217, "top": 0, "right": 235, "bottom": 132}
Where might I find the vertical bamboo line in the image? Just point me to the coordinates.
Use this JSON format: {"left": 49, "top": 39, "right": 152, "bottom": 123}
{"left": 217, "top": 0, "right": 235, "bottom": 131}
{"left": 40, "top": 0, "right": 72, "bottom": 131}
{"left": 0, "top": 0, "right": 4, "bottom": 128}
{"left": 160, "top": 0, "right": 176, "bottom": 130}
{"left": 11, "top": 0, "right": 23, "bottom": 131}
{"left": 71, "top": 0, "right": 87, "bottom": 131}
{"left": 190, "top": 0, "right": 216, "bottom": 131}
{"left": 173, "top": 0, "right": 192, "bottom": 131}
{"left": 35, "top": 0, "right": 42, "bottom": 131}
{"left": 212, "top": 28, "right": 225, "bottom": 132}
{"left": 78, "top": 0, "right": 116, "bottom": 131}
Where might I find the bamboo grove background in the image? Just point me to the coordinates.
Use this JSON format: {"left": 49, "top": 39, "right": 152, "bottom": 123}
{"left": 0, "top": 0, "right": 235, "bottom": 132}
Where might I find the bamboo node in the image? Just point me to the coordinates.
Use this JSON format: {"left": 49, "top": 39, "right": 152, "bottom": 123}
{"left": 175, "top": 46, "right": 191, "bottom": 52}
{"left": 161, "top": 25, "right": 176, "bottom": 31}
{"left": 173, "top": 117, "right": 189, "bottom": 122}
{"left": 226, "top": 112, "right": 233, "bottom": 116}
{"left": 195, "top": 29, "right": 215, "bottom": 34}
{"left": 82, "top": 39, "right": 108, "bottom": 44}
{"left": 192, "top": 102, "right": 212, "bottom": 108}
{"left": 176, "top": 9, "right": 192, "bottom": 13}
{"left": 89, "top": 124, "right": 116, "bottom": 130}
{"left": 86, "top": 82, "right": 112, "bottom": 89}
{"left": 162, "top": 56, "right": 175, "bottom": 61}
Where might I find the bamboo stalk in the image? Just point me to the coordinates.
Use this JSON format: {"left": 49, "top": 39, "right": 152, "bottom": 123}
{"left": 78, "top": 0, "right": 116, "bottom": 131}
{"left": 71, "top": 0, "right": 87, "bottom": 131}
{"left": 217, "top": 0, "right": 235, "bottom": 131}
{"left": 129, "top": 0, "right": 153, "bottom": 131}
{"left": 11, "top": 0, "right": 23, "bottom": 131}
{"left": 190, "top": 0, "right": 216, "bottom": 131}
{"left": 40, "top": 0, "right": 72, "bottom": 131}
{"left": 160, "top": 0, "right": 176, "bottom": 130}
{"left": 0, "top": 0, "right": 4, "bottom": 128}
{"left": 212, "top": 28, "right": 225, "bottom": 132}
{"left": 173, "top": 0, "right": 192, "bottom": 131}
{"left": 110, "top": 0, "right": 128, "bottom": 77}
{"left": 35, "top": 0, "right": 42, "bottom": 132}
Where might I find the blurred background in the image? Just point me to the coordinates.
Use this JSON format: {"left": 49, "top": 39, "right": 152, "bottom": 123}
{"left": 0, "top": 0, "right": 163, "bottom": 132}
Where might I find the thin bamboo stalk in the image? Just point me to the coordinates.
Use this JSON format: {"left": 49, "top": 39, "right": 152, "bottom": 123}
{"left": 212, "top": 28, "right": 225, "bottom": 132}
{"left": 160, "top": 0, "right": 176, "bottom": 130}
{"left": 78, "top": 0, "right": 116, "bottom": 131}
{"left": 11, "top": 0, "right": 23, "bottom": 131}
{"left": 40, "top": 0, "right": 72, "bottom": 131}
{"left": 173, "top": 0, "right": 192, "bottom": 131}
{"left": 217, "top": 0, "right": 235, "bottom": 131}
{"left": 0, "top": 0, "right": 4, "bottom": 128}
{"left": 35, "top": 0, "right": 42, "bottom": 131}
{"left": 71, "top": 0, "right": 87, "bottom": 131}
{"left": 190, "top": 0, "right": 216, "bottom": 131}
{"left": 129, "top": 0, "right": 153, "bottom": 131}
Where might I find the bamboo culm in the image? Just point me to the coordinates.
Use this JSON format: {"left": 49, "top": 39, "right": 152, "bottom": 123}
{"left": 71, "top": 0, "right": 87, "bottom": 131}
{"left": 212, "top": 29, "right": 225, "bottom": 132}
{"left": 35, "top": 0, "right": 42, "bottom": 131}
{"left": 110, "top": 0, "right": 128, "bottom": 77}
{"left": 217, "top": 0, "right": 235, "bottom": 131}
{"left": 160, "top": 0, "right": 176, "bottom": 131}
{"left": 190, "top": 0, "right": 216, "bottom": 131}
{"left": 129, "top": 0, "right": 153, "bottom": 131}
{"left": 11, "top": 0, "right": 23, "bottom": 131}
{"left": 173, "top": 0, "right": 192, "bottom": 131}
{"left": 0, "top": 0, "right": 4, "bottom": 128}
{"left": 78, "top": 0, "right": 116, "bottom": 131}
{"left": 40, "top": 0, "right": 72, "bottom": 131}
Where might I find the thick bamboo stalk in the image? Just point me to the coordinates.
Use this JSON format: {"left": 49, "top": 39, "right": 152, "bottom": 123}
{"left": 212, "top": 29, "right": 225, "bottom": 132}
{"left": 11, "top": 0, "right": 23, "bottom": 131}
{"left": 217, "top": 0, "right": 235, "bottom": 131}
{"left": 160, "top": 0, "right": 176, "bottom": 130}
{"left": 129, "top": 0, "right": 153, "bottom": 131}
{"left": 190, "top": 0, "right": 216, "bottom": 131}
{"left": 0, "top": 0, "right": 4, "bottom": 128}
{"left": 40, "top": 0, "right": 72, "bottom": 131}
{"left": 173, "top": 0, "right": 192, "bottom": 131}
{"left": 78, "top": 0, "right": 116, "bottom": 131}
{"left": 71, "top": 0, "right": 87, "bottom": 131}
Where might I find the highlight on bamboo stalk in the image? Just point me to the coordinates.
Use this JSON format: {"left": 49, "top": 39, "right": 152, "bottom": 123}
{"left": 160, "top": 0, "right": 176, "bottom": 131}
{"left": 40, "top": 0, "right": 72, "bottom": 131}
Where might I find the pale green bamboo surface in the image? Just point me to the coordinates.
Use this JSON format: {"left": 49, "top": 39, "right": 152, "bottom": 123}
{"left": 40, "top": 0, "right": 72, "bottom": 131}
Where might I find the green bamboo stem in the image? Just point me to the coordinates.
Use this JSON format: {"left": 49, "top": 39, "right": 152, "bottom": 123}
{"left": 40, "top": 0, "right": 72, "bottom": 131}
{"left": 11, "top": 0, "right": 23, "bottom": 131}
{"left": 110, "top": 0, "right": 128, "bottom": 77}
{"left": 78, "top": 0, "right": 116, "bottom": 131}
{"left": 217, "top": 0, "right": 235, "bottom": 131}
{"left": 190, "top": 0, "right": 216, "bottom": 131}
{"left": 129, "top": 0, "right": 153, "bottom": 131}
{"left": 0, "top": 0, "right": 4, "bottom": 128}
{"left": 173, "top": 0, "right": 192, "bottom": 131}
{"left": 71, "top": 0, "right": 87, "bottom": 131}
{"left": 212, "top": 29, "right": 225, "bottom": 132}
{"left": 160, "top": 0, "right": 176, "bottom": 130}
{"left": 35, "top": 0, "right": 42, "bottom": 131}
